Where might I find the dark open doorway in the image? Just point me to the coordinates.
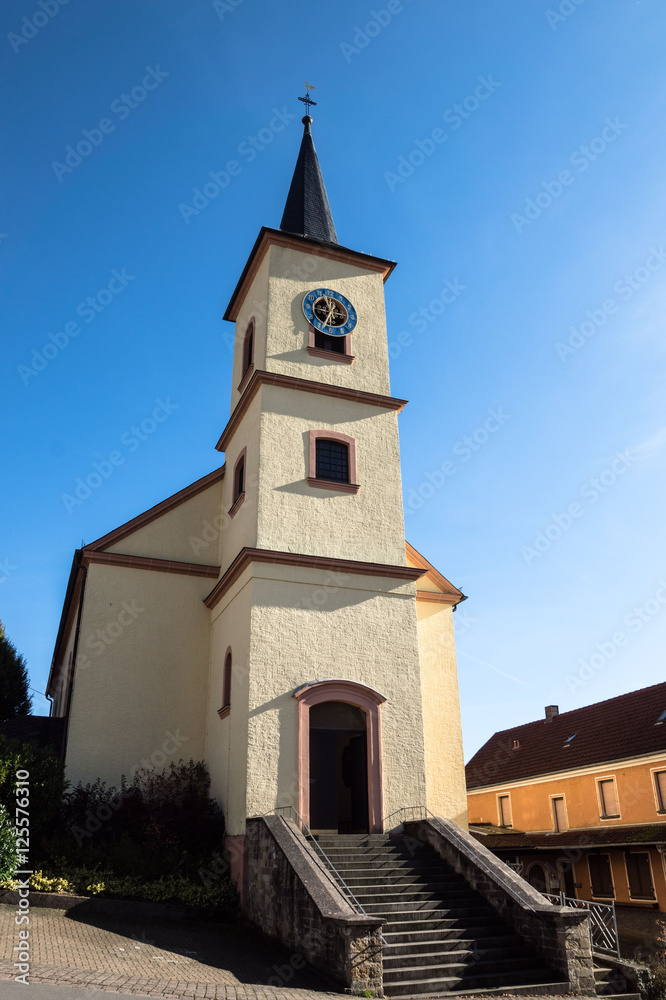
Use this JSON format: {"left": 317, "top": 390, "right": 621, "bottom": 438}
{"left": 309, "top": 701, "right": 369, "bottom": 833}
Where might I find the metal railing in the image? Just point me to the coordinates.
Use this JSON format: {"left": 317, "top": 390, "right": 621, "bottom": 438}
{"left": 544, "top": 892, "right": 620, "bottom": 956}
{"left": 382, "top": 805, "right": 542, "bottom": 914}
{"left": 264, "top": 805, "right": 380, "bottom": 931}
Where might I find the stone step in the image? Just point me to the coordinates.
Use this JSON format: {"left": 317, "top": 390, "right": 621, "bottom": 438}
{"left": 333, "top": 857, "right": 449, "bottom": 871}
{"left": 363, "top": 900, "right": 496, "bottom": 916}
{"left": 339, "top": 869, "right": 464, "bottom": 886}
{"left": 386, "top": 981, "right": 572, "bottom": 999}
{"left": 385, "top": 940, "right": 528, "bottom": 961}
{"left": 353, "top": 887, "right": 480, "bottom": 905}
{"left": 321, "top": 850, "right": 438, "bottom": 863}
{"left": 381, "top": 912, "right": 507, "bottom": 933}
{"left": 383, "top": 928, "right": 521, "bottom": 948}
{"left": 382, "top": 966, "right": 558, "bottom": 997}
{"left": 384, "top": 954, "right": 551, "bottom": 984}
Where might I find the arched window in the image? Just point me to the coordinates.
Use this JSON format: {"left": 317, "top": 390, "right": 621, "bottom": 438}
{"left": 307, "top": 431, "right": 359, "bottom": 493}
{"left": 229, "top": 447, "right": 246, "bottom": 516}
{"left": 218, "top": 649, "right": 232, "bottom": 720}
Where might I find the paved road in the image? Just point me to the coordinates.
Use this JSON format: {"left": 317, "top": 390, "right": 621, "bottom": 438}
{"left": 0, "top": 904, "right": 344, "bottom": 999}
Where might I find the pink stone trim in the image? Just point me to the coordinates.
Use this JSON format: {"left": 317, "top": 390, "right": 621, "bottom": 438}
{"left": 237, "top": 362, "right": 254, "bottom": 393}
{"left": 294, "top": 679, "right": 386, "bottom": 833}
{"left": 229, "top": 447, "right": 247, "bottom": 516}
{"left": 308, "top": 430, "right": 357, "bottom": 486}
{"left": 306, "top": 346, "right": 355, "bottom": 364}
{"left": 306, "top": 477, "right": 360, "bottom": 494}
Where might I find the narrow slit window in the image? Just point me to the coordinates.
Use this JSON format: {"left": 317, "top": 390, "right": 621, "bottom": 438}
{"left": 234, "top": 456, "right": 245, "bottom": 500}
{"left": 598, "top": 779, "right": 619, "bottom": 818}
{"left": 242, "top": 321, "right": 254, "bottom": 376}
{"left": 315, "top": 439, "right": 349, "bottom": 483}
{"left": 222, "top": 652, "right": 232, "bottom": 709}
{"left": 498, "top": 794, "right": 512, "bottom": 827}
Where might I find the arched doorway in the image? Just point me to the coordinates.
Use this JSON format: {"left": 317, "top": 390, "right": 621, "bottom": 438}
{"left": 294, "top": 680, "right": 385, "bottom": 833}
{"left": 309, "top": 702, "right": 369, "bottom": 833}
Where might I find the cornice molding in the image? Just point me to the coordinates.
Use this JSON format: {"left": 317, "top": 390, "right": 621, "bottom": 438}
{"left": 83, "top": 550, "right": 220, "bottom": 579}
{"left": 215, "top": 369, "right": 407, "bottom": 453}
{"left": 204, "top": 546, "right": 424, "bottom": 610}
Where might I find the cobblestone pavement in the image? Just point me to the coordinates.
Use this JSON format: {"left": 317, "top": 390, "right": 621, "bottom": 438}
{"left": 0, "top": 905, "right": 345, "bottom": 999}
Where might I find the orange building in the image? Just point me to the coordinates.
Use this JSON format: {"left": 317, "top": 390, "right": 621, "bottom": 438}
{"left": 466, "top": 683, "right": 666, "bottom": 951}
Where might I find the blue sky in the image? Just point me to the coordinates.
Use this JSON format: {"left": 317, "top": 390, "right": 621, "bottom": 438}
{"left": 2, "top": 0, "right": 665, "bottom": 760}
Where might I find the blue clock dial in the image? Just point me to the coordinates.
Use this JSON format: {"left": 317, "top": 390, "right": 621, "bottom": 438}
{"left": 302, "top": 288, "right": 357, "bottom": 336}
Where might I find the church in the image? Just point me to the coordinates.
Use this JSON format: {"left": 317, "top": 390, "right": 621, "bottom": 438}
{"left": 45, "top": 106, "right": 601, "bottom": 997}
{"left": 47, "top": 105, "right": 469, "bottom": 850}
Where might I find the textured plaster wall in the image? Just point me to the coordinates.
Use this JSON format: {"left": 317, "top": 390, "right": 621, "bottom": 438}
{"left": 64, "top": 563, "right": 210, "bottom": 787}
{"left": 218, "top": 393, "right": 261, "bottom": 575}
{"left": 243, "top": 565, "right": 427, "bottom": 825}
{"left": 416, "top": 601, "right": 468, "bottom": 827}
{"left": 261, "top": 245, "right": 393, "bottom": 397}
{"left": 256, "top": 386, "right": 407, "bottom": 565}
{"left": 467, "top": 754, "right": 666, "bottom": 832}
{"left": 206, "top": 569, "right": 253, "bottom": 835}
{"left": 105, "top": 479, "right": 225, "bottom": 565}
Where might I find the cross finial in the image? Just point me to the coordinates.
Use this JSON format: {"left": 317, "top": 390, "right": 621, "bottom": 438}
{"left": 298, "top": 82, "right": 317, "bottom": 114}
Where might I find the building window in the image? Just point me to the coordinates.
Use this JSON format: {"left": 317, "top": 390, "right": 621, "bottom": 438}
{"left": 306, "top": 325, "right": 354, "bottom": 364}
{"left": 598, "top": 778, "right": 620, "bottom": 819}
{"left": 497, "top": 794, "right": 512, "bottom": 827}
{"left": 316, "top": 439, "right": 349, "bottom": 482}
{"left": 229, "top": 448, "right": 246, "bottom": 517}
{"left": 218, "top": 649, "right": 232, "bottom": 720}
{"left": 307, "top": 431, "right": 359, "bottom": 493}
{"left": 588, "top": 854, "right": 614, "bottom": 897}
{"left": 625, "top": 852, "right": 655, "bottom": 900}
{"left": 238, "top": 319, "right": 255, "bottom": 390}
{"left": 654, "top": 770, "right": 666, "bottom": 812}
{"left": 552, "top": 796, "right": 568, "bottom": 832}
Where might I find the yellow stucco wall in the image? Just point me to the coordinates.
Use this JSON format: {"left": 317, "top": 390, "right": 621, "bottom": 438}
{"left": 468, "top": 754, "right": 666, "bottom": 832}
{"left": 64, "top": 562, "right": 211, "bottom": 788}
{"left": 417, "top": 600, "right": 468, "bottom": 828}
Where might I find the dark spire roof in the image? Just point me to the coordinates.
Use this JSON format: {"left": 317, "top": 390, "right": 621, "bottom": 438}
{"left": 279, "top": 116, "right": 338, "bottom": 245}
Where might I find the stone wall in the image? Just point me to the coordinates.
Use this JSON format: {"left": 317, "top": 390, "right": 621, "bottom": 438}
{"left": 404, "top": 818, "right": 596, "bottom": 995}
{"left": 245, "top": 816, "right": 383, "bottom": 994}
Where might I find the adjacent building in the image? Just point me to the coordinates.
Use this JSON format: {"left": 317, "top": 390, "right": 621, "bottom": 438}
{"left": 466, "top": 682, "right": 666, "bottom": 948}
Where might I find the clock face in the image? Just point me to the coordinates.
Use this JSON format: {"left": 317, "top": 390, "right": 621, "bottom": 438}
{"left": 302, "top": 288, "right": 357, "bottom": 336}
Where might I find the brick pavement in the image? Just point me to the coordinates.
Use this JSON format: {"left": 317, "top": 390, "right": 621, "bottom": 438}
{"left": 0, "top": 904, "right": 345, "bottom": 999}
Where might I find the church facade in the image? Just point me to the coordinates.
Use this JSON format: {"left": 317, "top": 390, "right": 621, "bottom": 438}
{"left": 46, "top": 111, "right": 469, "bottom": 851}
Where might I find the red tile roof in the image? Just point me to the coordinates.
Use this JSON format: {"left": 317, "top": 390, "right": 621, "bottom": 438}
{"left": 466, "top": 681, "right": 666, "bottom": 790}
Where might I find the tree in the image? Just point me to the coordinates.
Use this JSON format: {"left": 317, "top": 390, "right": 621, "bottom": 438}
{"left": 0, "top": 633, "right": 32, "bottom": 722}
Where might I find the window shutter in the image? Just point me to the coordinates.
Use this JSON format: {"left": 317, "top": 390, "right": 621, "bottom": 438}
{"left": 552, "top": 796, "right": 567, "bottom": 832}
{"left": 498, "top": 795, "right": 511, "bottom": 826}
{"left": 588, "top": 854, "right": 614, "bottom": 897}
{"left": 655, "top": 771, "right": 666, "bottom": 811}
{"left": 626, "top": 853, "right": 655, "bottom": 900}
{"left": 599, "top": 779, "right": 618, "bottom": 817}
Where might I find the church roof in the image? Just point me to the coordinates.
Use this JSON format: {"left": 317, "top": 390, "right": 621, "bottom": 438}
{"left": 279, "top": 115, "right": 338, "bottom": 244}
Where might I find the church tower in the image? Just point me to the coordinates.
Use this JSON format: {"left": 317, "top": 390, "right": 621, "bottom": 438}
{"left": 203, "top": 109, "right": 468, "bottom": 843}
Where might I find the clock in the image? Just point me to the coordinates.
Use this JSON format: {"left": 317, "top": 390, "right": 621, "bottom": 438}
{"left": 302, "top": 288, "right": 357, "bottom": 337}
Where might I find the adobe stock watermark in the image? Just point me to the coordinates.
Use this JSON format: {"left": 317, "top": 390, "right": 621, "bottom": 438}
{"left": 17, "top": 268, "right": 135, "bottom": 385}
{"left": 404, "top": 407, "right": 510, "bottom": 516}
{"left": 51, "top": 66, "right": 169, "bottom": 182}
{"left": 555, "top": 246, "right": 666, "bottom": 362}
{"left": 213, "top": 0, "right": 243, "bottom": 20}
{"left": 388, "top": 278, "right": 467, "bottom": 360}
{"left": 60, "top": 398, "right": 179, "bottom": 513}
{"left": 521, "top": 450, "right": 636, "bottom": 565}
{"left": 8, "top": 0, "right": 71, "bottom": 54}
{"left": 385, "top": 76, "right": 501, "bottom": 192}
{"left": 0, "top": 558, "right": 18, "bottom": 584}
{"left": 565, "top": 579, "right": 666, "bottom": 695}
{"left": 546, "top": 0, "right": 586, "bottom": 30}
{"left": 340, "top": 0, "right": 413, "bottom": 62}
{"left": 511, "top": 117, "right": 628, "bottom": 234}
{"left": 77, "top": 601, "right": 145, "bottom": 666}
{"left": 179, "top": 107, "right": 296, "bottom": 224}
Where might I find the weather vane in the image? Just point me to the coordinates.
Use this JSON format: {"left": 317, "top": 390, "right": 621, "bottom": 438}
{"left": 298, "top": 81, "right": 317, "bottom": 114}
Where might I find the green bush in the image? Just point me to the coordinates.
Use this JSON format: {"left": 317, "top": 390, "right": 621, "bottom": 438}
{"left": 640, "top": 920, "right": 666, "bottom": 1000}
{"left": 0, "top": 737, "right": 67, "bottom": 854}
{"left": 0, "top": 803, "right": 18, "bottom": 881}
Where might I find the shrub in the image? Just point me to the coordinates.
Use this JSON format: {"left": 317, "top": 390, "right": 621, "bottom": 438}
{"left": 0, "top": 803, "right": 18, "bottom": 881}
{"left": 640, "top": 920, "right": 666, "bottom": 1000}
{"left": 0, "top": 737, "right": 67, "bottom": 856}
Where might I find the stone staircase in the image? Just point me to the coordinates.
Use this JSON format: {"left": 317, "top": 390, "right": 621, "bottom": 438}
{"left": 315, "top": 833, "right": 566, "bottom": 998}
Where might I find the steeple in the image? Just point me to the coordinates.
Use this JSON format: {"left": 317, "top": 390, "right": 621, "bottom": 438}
{"left": 279, "top": 114, "right": 338, "bottom": 245}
